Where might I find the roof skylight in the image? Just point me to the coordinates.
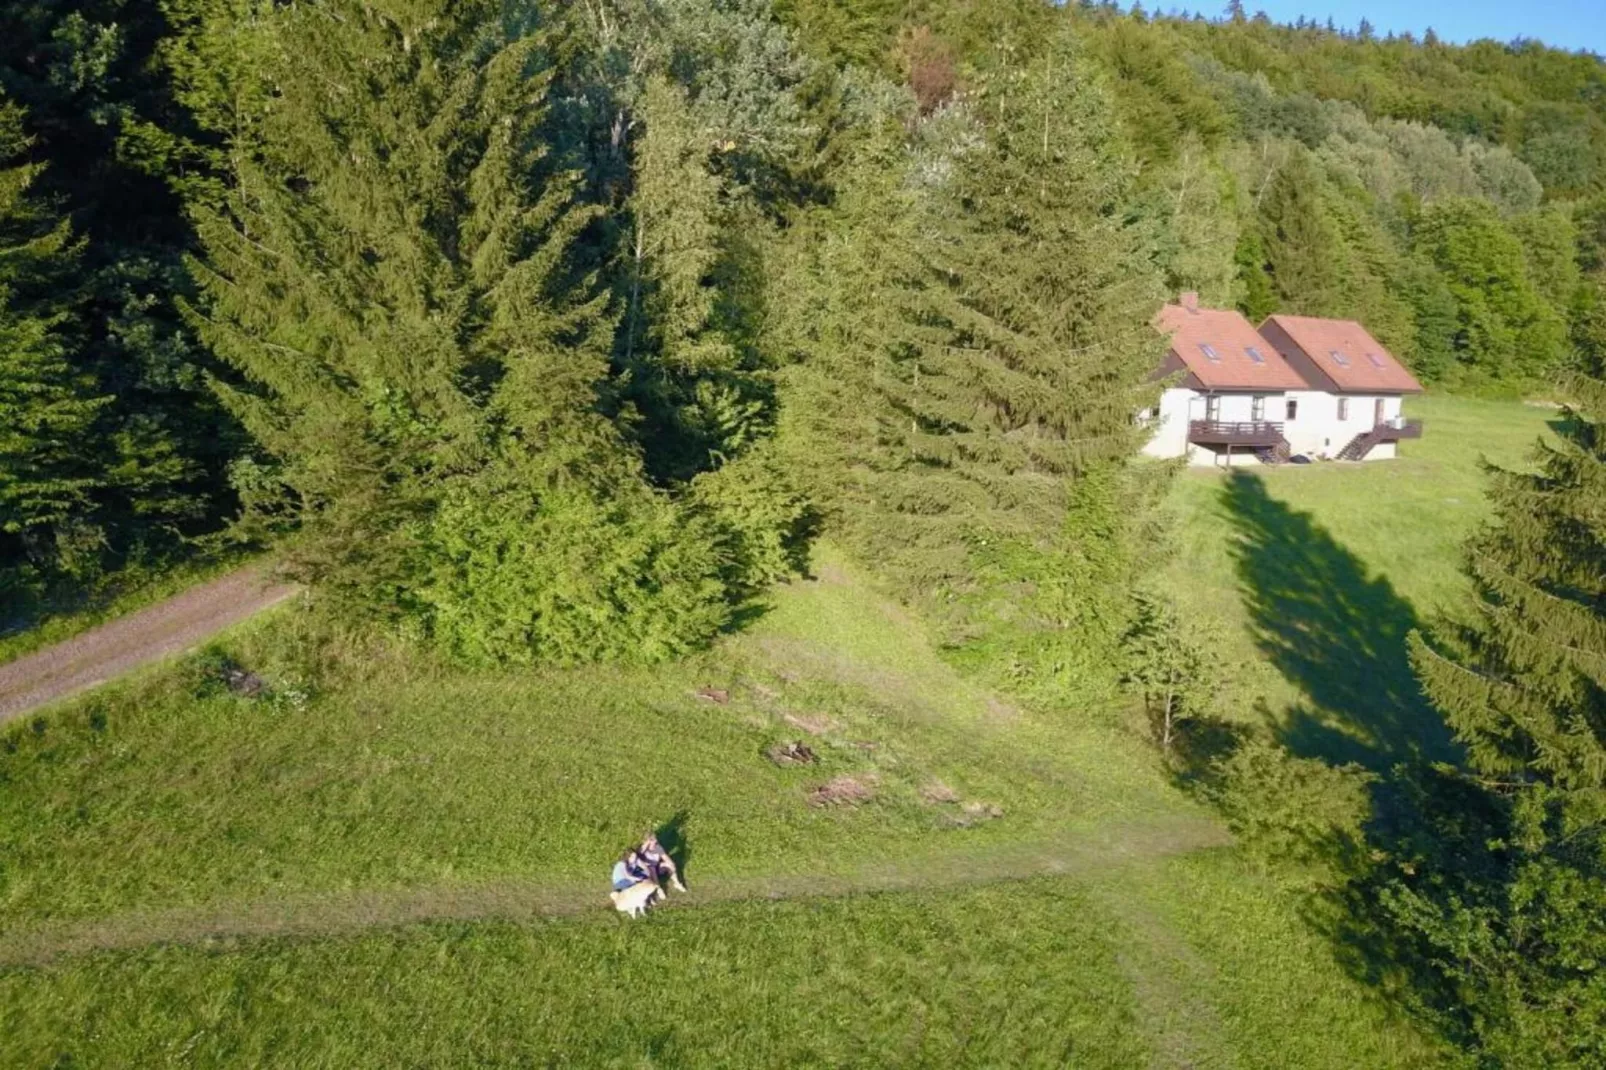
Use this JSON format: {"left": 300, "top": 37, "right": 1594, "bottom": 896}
{"left": 1365, "top": 352, "right": 1386, "bottom": 369}
{"left": 1199, "top": 343, "right": 1222, "bottom": 363}
{"left": 1329, "top": 349, "right": 1351, "bottom": 367}
{"left": 1245, "top": 346, "right": 1266, "bottom": 365}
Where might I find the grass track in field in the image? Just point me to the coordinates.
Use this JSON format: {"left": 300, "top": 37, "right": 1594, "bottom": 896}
{"left": 0, "top": 815, "right": 1228, "bottom": 967}
{"left": 1, "top": 866, "right": 1450, "bottom": 1070}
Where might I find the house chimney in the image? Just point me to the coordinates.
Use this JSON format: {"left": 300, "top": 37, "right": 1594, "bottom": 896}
{"left": 1181, "top": 291, "right": 1199, "bottom": 314}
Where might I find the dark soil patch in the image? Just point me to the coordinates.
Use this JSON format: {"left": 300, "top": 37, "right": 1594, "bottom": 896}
{"left": 223, "top": 667, "right": 267, "bottom": 698}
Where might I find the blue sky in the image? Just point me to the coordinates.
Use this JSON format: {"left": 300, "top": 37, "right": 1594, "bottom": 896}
{"left": 1164, "top": 1, "right": 1606, "bottom": 54}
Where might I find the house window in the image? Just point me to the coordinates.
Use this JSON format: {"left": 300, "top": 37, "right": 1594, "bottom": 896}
{"left": 1199, "top": 343, "right": 1221, "bottom": 363}
{"left": 1338, "top": 398, "right": 1351, "bottom": 421}
{"left": 1330, "top": 349, "right": 1351, "bottom": 367}
{"left": 1286, "top": 398, "right": 1298, "bottom": 421}
{"left": 1206, "top": 395, "right": 1221, "bottom": 422}
{"left": 1366, "top": 352, "right": 1386, "bottom": 369}
{"left": 1251, "top": 395, "right": 1266, "bottom": 421}
{"left": 1245, "top": 346, "right": 1267, "bottom": 364}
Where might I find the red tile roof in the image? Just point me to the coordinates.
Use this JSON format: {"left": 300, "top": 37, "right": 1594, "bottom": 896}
{"left": 1156, "top": 303, "right": 1307, "bottom": 391}
{"left": 1259, "top": 315, "right": 1423, "bottom": 394}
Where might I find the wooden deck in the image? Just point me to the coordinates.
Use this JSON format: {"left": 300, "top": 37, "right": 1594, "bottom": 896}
{"left": 1187, "top": 420, "right": 1287, "bottom": 448}
{"left": 1370, "top": 419, "right": 1424, "bottom": 442}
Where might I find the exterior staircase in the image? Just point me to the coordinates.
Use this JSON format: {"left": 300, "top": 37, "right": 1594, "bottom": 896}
{"left": 1336, "top": 418, "right": 1425, "bottom": 461}
{"left": 1254, "top": 440, "right": 1292, "bottom": 465}
{"left": 1336, "top": 427, "right": 1387, "bottom": 461}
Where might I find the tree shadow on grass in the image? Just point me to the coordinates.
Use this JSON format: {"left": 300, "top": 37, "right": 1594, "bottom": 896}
{"left": 1210, "top": 473, "right": 1493, "bottom": 1051}
{"left": 1221, "top": 471, "right": 1459, "bottom": 772}
{"left": 654, "top": 809, "right": 692, "bottom": 883}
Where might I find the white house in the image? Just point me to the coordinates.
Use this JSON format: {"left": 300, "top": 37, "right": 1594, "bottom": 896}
{"left": 1142, "top": 294, "right": 1424, "bottom": 467}
{"left": 1257, "top": 313, "right": 1424, "bottom": 461}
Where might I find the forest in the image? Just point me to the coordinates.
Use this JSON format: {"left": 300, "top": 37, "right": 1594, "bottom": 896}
{"left": 1, "top": 0, "right": 1603, "bottom": 1064}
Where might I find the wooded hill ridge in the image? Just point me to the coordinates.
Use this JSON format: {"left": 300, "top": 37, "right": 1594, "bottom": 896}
{"left": 1, "top": 3, "right": 1604, "bottom": 1063}
{"left": 1, "top": 1, "right": 1602, "bottom": 611}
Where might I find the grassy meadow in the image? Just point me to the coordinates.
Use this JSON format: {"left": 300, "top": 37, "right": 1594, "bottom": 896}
{"left": 1161, "top": 394, "right": 1556, "bottom": 770}
{"left": 0, "top": 394, "right": 1553, "bottom": 1067}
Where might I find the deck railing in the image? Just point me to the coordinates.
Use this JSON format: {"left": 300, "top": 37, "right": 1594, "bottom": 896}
{"left": 1188, "top": 420, "right": 1287, "bottom": 446}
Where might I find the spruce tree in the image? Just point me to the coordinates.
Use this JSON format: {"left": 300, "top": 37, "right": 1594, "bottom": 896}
{"left": 1257, "top": 147, "right": 1348, "bottom": 314}
{"left": 774, "top": 27, "right": 1169, "bottom": 706}
{"left": 618, "top": 75, "right": 762, "bottom": 483}
{"left": 169, "top": 0, "right": 732, "bottom": 662}
{"left": 1232, "top": 229, "right": 1278, "bottom": 321}
{"left": 3, "top": 1, "right": 232, "bottom": 578}
{"left": 0, "top": 98, "right": 108, "bottom": 576}
{"left": 768, "top": 106, "right": 949, "bottom": 574}
{"left": 1392, "top": 372, "right": 1606, "bottom": 1062}
{"left": 917, "top": 28, "right": 1164, "bottom": 508}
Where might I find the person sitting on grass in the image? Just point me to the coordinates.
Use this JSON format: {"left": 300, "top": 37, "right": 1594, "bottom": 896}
{"left": 637, "top": 832, "right": 687, "bottom": 893}
{"left": 611, "top": 849, "right": 651, "bottom": 893}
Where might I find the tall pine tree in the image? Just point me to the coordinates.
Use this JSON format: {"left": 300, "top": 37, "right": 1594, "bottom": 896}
{"left": 0, "top": 97, "right": 108, "bottom": 579}
{"left": 2, "top": 1, "right": 233, "bottom": 580}
{"left": 1390, "top": 371, "right": 1606, "bottom": 1063}
{"left": 169, "top": 0, "right": 733, "bottom": 663}
{"left": 774, "top": 26, "right": 1169, "bottom": 707}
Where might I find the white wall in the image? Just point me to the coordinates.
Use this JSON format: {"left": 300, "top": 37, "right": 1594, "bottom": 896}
{"left": 1282, "top": 392, "right": 1403, "bottom": 460}
{"left": 1143, "top": 388, "right": 1408, "bottom": 464}
{"left": 1140, "top": 387, "right": 1195, "bottom": 460}
{"left": 1200, "top": 392, "right": 1266, "bottom": 423}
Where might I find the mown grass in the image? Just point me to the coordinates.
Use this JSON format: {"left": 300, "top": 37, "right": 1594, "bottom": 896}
{"left": 0, "top": 553, "right": 1442, "bottom": 1066}
{"left": 1104, "top": 850, "right": 1450, "bottom": 1069}
{"left": 3, "top": 879, "right": 1150, "bottom": 1069}
{"left": 3, "top": 864, "right": 1454, "bottom": 1070}
{"left": 5, "top": 400, "right": 1538, "bottom": 1066}
{"left": 0, "top": 547, "right": 1186, "bottom": 927}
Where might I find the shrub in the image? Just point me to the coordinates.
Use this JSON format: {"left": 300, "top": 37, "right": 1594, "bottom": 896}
{"left": 1209, "top": 736, "right": 1373, "bottom": 879}
{"left": 414, "top": 476, "right": 732, "bottom": 667}
{"left": 688, "top": 443, "right": 813, "bottom": 594}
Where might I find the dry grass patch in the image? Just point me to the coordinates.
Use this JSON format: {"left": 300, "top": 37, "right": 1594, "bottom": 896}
{"left": 808, "top": 774, "right": 879, "bottom": 807}
{"left": 783, "top": 711, "right": 838, "bottom": 734}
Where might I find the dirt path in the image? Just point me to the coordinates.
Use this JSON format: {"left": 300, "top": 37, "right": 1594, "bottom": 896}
{"left": 0, "top": 566, "right": 300, "bottom": 725}
{"left": 1088, "top": 880, "right": 1241, "bottom": 1070}
{"left": 0, "top": 816, "right": 1230, "bottom": 968}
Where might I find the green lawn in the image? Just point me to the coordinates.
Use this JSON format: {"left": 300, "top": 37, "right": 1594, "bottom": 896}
{"left": 4, "top": 881, "right": 1151, "bottom": 1069}
{"left": 1161, "top": 394, "right": 1555, "bottom": 769}
{"left": 1, "top": 397, "right": 1536, "bottom": 1066}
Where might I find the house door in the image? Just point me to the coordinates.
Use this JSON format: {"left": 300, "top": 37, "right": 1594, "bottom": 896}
{"left": 1206, "top": 395, "right": 1221, "bottom": 423}
{"left": 1373, "top": 398, "right": 1386, "bottom": 428}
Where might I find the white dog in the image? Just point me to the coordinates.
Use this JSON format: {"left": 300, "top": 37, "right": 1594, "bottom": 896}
{"left": 609, "top": 880, "right": 664, "bottom": 919}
